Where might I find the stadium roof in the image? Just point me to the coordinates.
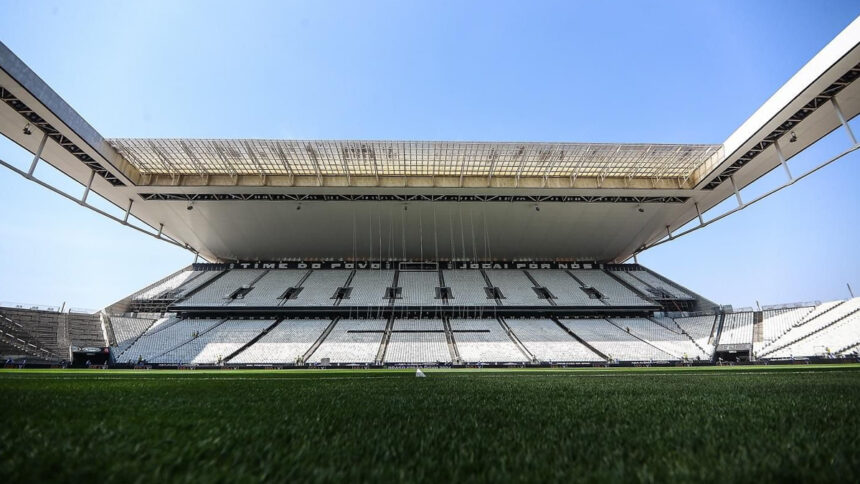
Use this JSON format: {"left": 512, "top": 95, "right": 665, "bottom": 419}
{"left": 1, "top": 18, "right": 859, "bottom": 263}
{"left": 108, "top": 139, "right": 721, "bottom": 188}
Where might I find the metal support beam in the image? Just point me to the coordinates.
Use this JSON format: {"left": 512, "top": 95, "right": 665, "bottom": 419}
{"left": 773, "top": 140, "right": 793, "bottom": 181}
{"left": 831, "top": 97, "right": 857, "bottom": 146}
{"left": 639, "top": 143, "right": 859, "bottom": 254}
{"left": 27, "top": 132, "right": 48, "bottom": 177}
{"left": 81, "top": 170, "right": 96, "bottom": 204}
{"left": 729, "top": 175, "right": 743, "bottom": 207}
{"left": 694, "top": 202, "right": 704, "bottom": 226}
{"left": 666, "top": 225, "right": 673, "bottom": 240}
{"left": 194, "top": 252, "right": 199, "bottom": 264}
{"left": 633, "top": 253, "right": 638, "bottom": 265}
{"left": 0, "top": 155, "right": 188, "bottom": 251}
{"left": 123, "top": 199, "right": 134, "bottom": 223}
{"left": 157, "top": 223, "right": 164, "bottom": 238}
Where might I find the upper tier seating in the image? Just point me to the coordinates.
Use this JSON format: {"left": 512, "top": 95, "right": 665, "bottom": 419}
{"left": 505, "top": 318, "right": 604, "bottom": 362}
{"left": 609, "top": 317, "right": 707, "bottom": 360}
{"left": 443, "top": 270, "right": 492, "bottom": 306}
{"left": 614, "top": 270, "right": 692, "bottom": 299}
{"left": 561, "top": 319, "right": 676, "bottom": 361}
{"left": 171, "top": 271, "right": 222, "bottom": 299}
{"left": 133, "top": 270, "right": 197, "bottom": 300}
{"left": 396, "top": 271, "right": 442, "bottom": 306}
{"left": 569, "top": 270, "right": 652, "bottom": 307}
{"left": 230, "top": 270, "right": 307, "bottom": 306}
{"left": 526, "top": 270, "right": 604, "bottom": 306}
{"left": 283, "top": 271, "right": 351, "bottom": 306}
{"left": 719, "top": 312, "right": 754, "bottom": 346}
{"left": 484, "top": 270, "right": 551, "bottom": 306}
{"left": 165, "top": 268, "right": 661, "bottom": 309}
{"left": 151, "top": 319, "right": 273, "bottom": 364}
{"left": 176, "top": 270, "right": 266, "bottom": 307}
{"left": 230, "top": 319, "right": 331, "bottom": 364}
{"left": 308, "top": 319, "right": 386, "bottom": 363}
{"left": 343, "top": 271, "right": 394, "bottom": 306}
{"left": 449, "top": 318, "right": 528, "bottom": 363}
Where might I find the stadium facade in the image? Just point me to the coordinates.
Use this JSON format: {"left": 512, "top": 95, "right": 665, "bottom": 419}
{"left": 1, "top": 19, "right": 859, "bottom": 368}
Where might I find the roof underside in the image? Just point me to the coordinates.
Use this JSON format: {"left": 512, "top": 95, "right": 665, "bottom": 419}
{"left": 108, "top": 139, "right": 720, "bottom": 185}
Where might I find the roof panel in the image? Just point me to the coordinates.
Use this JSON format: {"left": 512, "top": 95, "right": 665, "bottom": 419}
{"left": 108, "top": 139, "right": 720, "bottom": 182}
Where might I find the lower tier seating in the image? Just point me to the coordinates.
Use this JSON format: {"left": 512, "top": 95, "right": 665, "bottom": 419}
{"left": 560, "top": 319, "right": 676, "bottom": 361}
{"left": 230, "top": 319, "right": 331, "bottom": 364}
{"left": 505, "top": 318, "right": 604, "bottom": 362}
{"left": 307, "top": 319, "right": 386, "bottom": 363}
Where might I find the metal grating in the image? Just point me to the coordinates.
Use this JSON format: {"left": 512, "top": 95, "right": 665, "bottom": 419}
{"left": 108, "top": 139, "right": 720, "bottom": 183}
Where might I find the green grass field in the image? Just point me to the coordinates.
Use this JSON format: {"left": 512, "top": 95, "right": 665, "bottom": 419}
{"left": 2, "top": 365, "right": 859, "bottom": 482}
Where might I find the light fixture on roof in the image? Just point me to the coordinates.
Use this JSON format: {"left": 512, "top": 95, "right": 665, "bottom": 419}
{"left": 534, "top": 205, "right": 540, "bottom": 212}
{"left": 789, "top": 131, "right": 797, "bottom": 143}
{"left": 296, "top": 203, "right": 302, "bottom": 211}
{"left": 637, "top": 204, "right": 645, "bottom": 213}
{"left": 22, "top": 123, "right": 32, "bottom": 136}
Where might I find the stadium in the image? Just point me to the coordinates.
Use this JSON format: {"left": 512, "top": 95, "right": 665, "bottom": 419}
{"left": 1, "top": 5, "right": 859, "bottom": 482}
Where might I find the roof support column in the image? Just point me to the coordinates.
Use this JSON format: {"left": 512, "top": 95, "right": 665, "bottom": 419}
{"left": 729, "top": 175, "right": 743, "bottom": 207}
{"left": 694, "top": 202, "right": 704, "bottom": 225}
{"left": 81, "top": 170, "right": 96, "bottom": 204}
{"left": 123, "top": 199, "right": 133, "bottom": 224}
{"left": 831, "top": 97, "right": 857, "bottom": 146}
{"left": 157, "top": 223, "right": 164, "bottom": 238}
{"left": 27, "top": 131, "right": 48, "bottom": 177}
{"left": 773, "top": 140, "right": 793, "bottom": 181}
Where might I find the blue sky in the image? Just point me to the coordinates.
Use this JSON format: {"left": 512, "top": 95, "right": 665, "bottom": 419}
{"left": 0, "top": 0, "right": 858, "bottom": 310}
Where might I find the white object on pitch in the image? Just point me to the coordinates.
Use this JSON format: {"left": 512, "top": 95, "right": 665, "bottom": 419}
{"left": 416, "top": 368, "right": 426, "bottom": 378}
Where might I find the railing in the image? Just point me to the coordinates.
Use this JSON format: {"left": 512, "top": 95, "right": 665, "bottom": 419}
{"left": 0, "top": 301, "right": 62, "bottom": 312}
{"left": 761, "top": 301, "right": 822, "bottom": 311}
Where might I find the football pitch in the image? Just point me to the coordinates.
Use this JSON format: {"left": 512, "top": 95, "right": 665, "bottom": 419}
{"left": 1, "top": 365, "right": 859, "bottom": 482}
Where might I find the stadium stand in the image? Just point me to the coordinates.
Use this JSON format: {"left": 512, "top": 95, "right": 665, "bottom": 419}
{"left": 229, "top": 270, "right": 308, "bottom": 306}
{"left": 761, "top": 298, "right": 860, "bottom": 358}
{"left": 109, "top": 316, "right": 158, "bottom": 353}
{"left": 569, "top": 270, "right": 652, "bottom": 307}
{"left": 230, "top": 319, "right": 331, "bottom": 364}
{"left": 307, "top": 319, "right": 386, "bottom": 364}
{"left": 485, "top": 270, "right": 552, "bottom": 307}
{"left": 396, "top": 271, "right": 442, "bottom": 307}
{"left": 176, "top": 270, "right": 266, "bottom": 307}
{"left": 526, "top": 270, "right": 604, "bottom": 306}
{"left": 344, "top": 271, "right": 394, "bottom": 306}
{"left": 612, "top": 269, "right": 692, "bottom": 299}
{"left": 668, "top": 315, "right": 717, "bottom": 354}
{"left": 560, "top": 319, "right": 676, "bottom": 361}
{"left": 505, "top": 318, "right": 604, "bottom": 362}
{"left": 757, "top": 306, "right": 816, "bottom": 350}
{"left": 719, "top": 312, "right": 754, "bottom": 346}
{"left": 151, "top": 319, "right": 274, "bottom": 364}
{"left": 116, "top": 318, "right": 222, "bottom": 363}
{"left": 442, "top": 270, "right": 493, "bottom": 306}
{"left": 449, "top": 318, "right": 528, "bottom": 363}
{"left": 384, "top": 319, "right": 451, "bottom": 364}
{"left": 286, "top": 271, "right": 351, "bottom": 306}
{"left": 609, "top": 317, "right": 707, "bottom": 360}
